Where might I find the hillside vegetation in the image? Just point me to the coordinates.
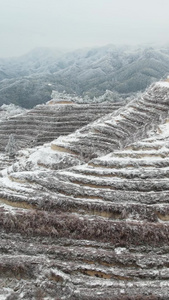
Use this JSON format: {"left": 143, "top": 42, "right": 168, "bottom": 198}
{"left": 0, "top": 81, "right": 169, "bottom": 298}
{"left": 1, "top": 45, "right": 169, "bottom": 107}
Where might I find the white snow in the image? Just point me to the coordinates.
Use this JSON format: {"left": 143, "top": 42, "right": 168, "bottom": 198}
{"left": 96, "top": 153, "right": 169, "bottom": 163}
{"left": 0, "top": 288, "right": 13, "bottom": 299}
{"left": 0, "top": 202, "right": 23, "bottom": 214}
{"left": 53, "top": 133, "right": 79, "bottom": 145}
{"left": 0, "top": 104, "right": 27, "bottom": 121}
{"left": 114, "top": 247, "right": 127, "bottom": 255}
{"left": 158, "top": 120, "right": 169, "bottom": 137}
{"left": 27, "top": 145, "right": 57, "bottom": 166}
{"left": 0, "top": 140, "right": 83, "bottom": 176}
{"left": 1, "top": 176, "right": 29, "bottom": 191}
{"left": 156, "top": 81, "right": 169, "bottom": 88}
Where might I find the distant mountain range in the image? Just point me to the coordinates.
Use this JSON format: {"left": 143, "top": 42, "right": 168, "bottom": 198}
{"left": 0, "top": 45, "right": 169, "bottom": 107}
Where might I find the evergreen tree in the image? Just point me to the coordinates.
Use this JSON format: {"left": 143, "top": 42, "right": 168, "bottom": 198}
{"left": 5, "top": 134, "right": 18, "bottom": 158}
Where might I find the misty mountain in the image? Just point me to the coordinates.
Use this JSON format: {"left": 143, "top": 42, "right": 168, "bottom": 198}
{"left": 1, "top": 45, "right": 169, "bottom": 107}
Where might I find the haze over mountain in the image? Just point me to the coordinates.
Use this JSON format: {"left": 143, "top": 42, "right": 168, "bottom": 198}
{"left": 1, "top": 45, "right": 169, "bottom": 108}
{"left": 1, "top": 0, "right": 169, "bottom": 58}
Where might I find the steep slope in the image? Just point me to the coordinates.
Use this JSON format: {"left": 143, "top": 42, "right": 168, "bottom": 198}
{"left": 51, "top": 81, "right": 169, "bottom": 159}
{"left": 0, "top": 100, "right": 124, "bottom": 156}
{"left": 1, "top": 45, "right": 169, "bottom": 107}
{"left": 2, "top": 81, "right": 169, "bottom": 175}
{"left": 0, "top": 81, "right": 169, "bottom": 298}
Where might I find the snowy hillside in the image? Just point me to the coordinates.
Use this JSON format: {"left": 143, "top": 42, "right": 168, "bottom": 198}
{"left": 0, "top": 98, "right": 124, "bottom": 160}
{"left": 1, "top": 45, "right": 169, "bottom": 107}
{"left": 0, "top": 104, "right": 27, "bottom": 121}
{"left": 0, "top": 80, "right": 169, "bottom": 298}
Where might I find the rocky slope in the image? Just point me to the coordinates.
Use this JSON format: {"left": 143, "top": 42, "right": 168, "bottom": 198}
{"left": 0, "top": 81, "right": 169, "bottom": 299}
{"left": 1, "top": 45, "right": 169, "bottom": 107}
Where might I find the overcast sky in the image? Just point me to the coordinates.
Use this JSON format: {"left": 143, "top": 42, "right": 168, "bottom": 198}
{"left": 0, "top": 0, "right": 169, "bottom": 57}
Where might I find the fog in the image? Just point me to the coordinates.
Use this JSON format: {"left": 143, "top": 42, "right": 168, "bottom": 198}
{"left": 0, "top": 0, "right": 169, "bottom": 57}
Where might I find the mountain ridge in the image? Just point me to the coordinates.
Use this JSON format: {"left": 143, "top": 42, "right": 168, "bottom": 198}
{"left": 1, "top": 45, "right": 169, "bottom": 107}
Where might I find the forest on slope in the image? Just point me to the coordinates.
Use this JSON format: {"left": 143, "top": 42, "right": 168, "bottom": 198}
{"left": 0, "top": 45, "right": 169, "bottom": 107}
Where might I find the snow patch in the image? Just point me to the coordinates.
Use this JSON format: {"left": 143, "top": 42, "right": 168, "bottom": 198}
{"left": 158, "top": 120, "right": 169, "bottom": 137}
{"left": 156, "top": 81, "right": 169, "bottom": 88}
{"left": 114, "top": 247, "right": 128, "bottom": 255}
{"left": 0, "top": 104, "right": 27, "bottom": 121}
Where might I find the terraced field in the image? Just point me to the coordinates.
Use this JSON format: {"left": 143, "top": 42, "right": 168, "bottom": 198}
{"left": 52, "top": 82, "right": 169, "bottom": 159}
{"left": 0, "top": 101, "right": 123, "bottom": 153}
{"left": 0, "top": 81, "right": 169, "bottom": 299}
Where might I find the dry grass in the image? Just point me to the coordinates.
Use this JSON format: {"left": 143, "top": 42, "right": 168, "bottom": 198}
{"left": 0, "top": 198, "right": 36, "bottom": 210}
{"left": 51, "top": 143, "right": 77, "bottom": 155}
{"left": 0, "top": 210, "right": 169, "bottom": 247}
